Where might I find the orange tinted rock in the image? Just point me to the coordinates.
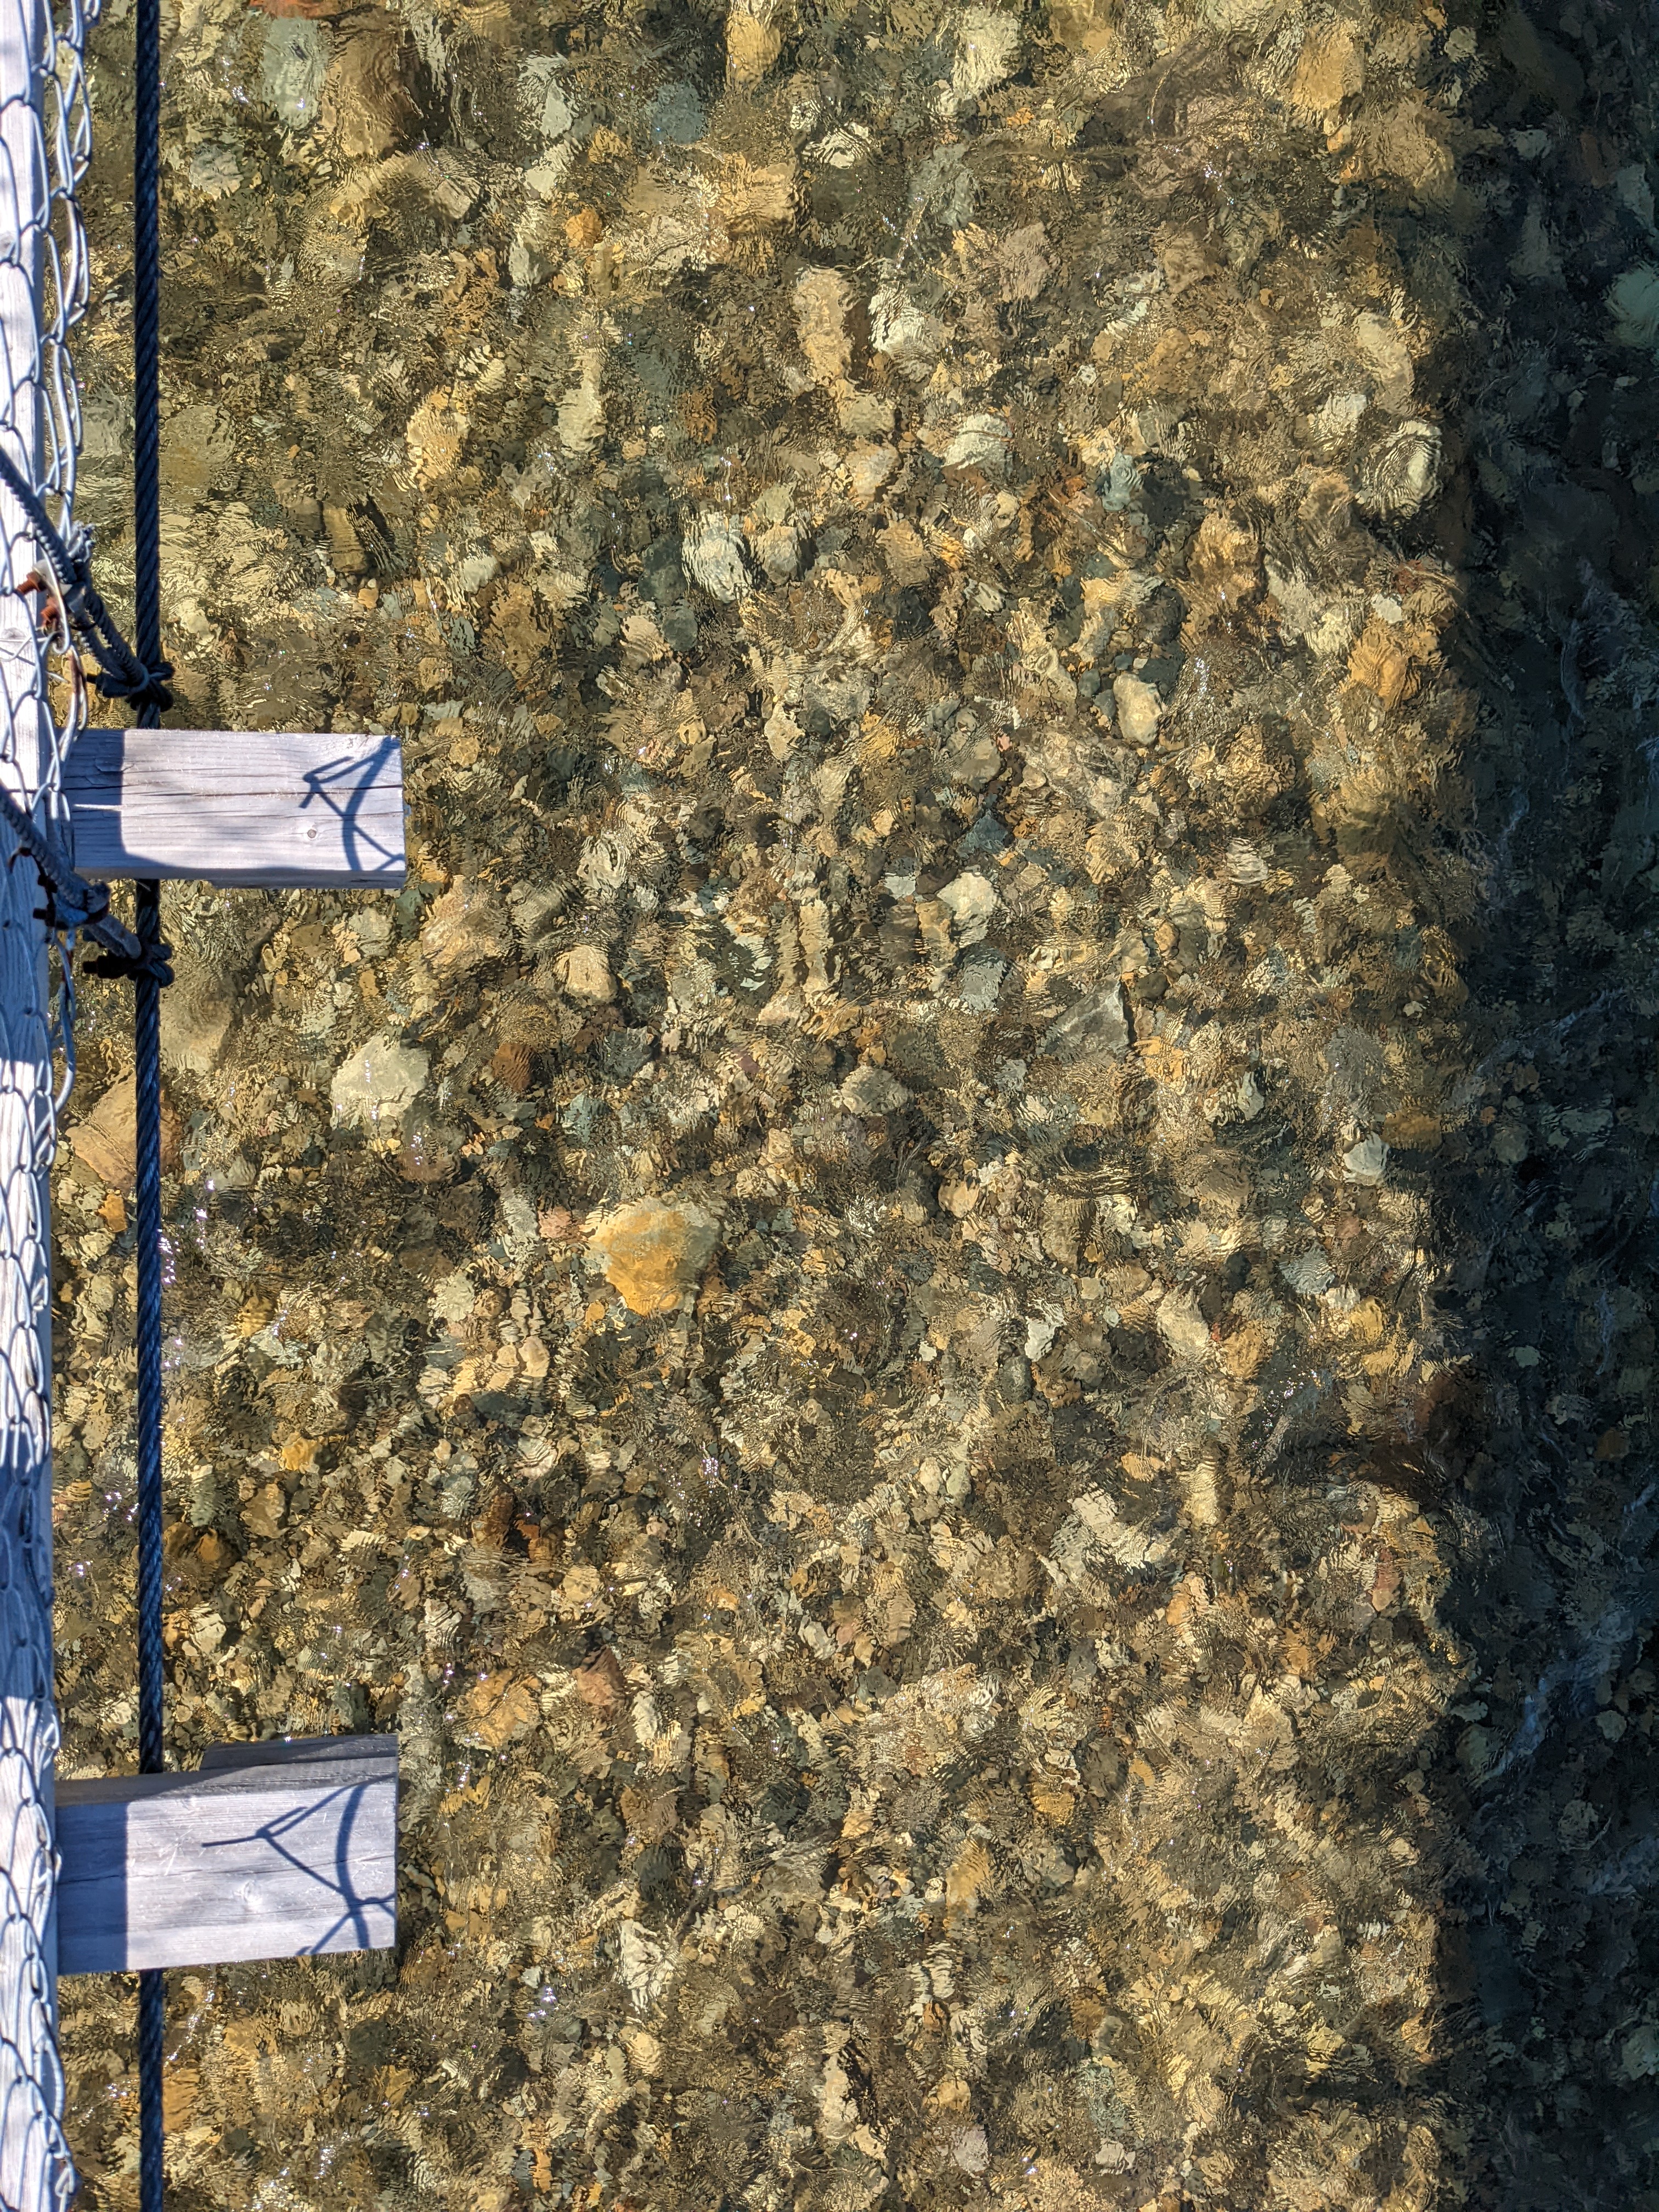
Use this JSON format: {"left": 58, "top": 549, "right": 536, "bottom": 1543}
{"left": 69, "top": 1075, "right": 182, "bottom": 1190}
{"left": 588, "top": 1200, "right": 718, "bottom": 1316}
{"left": 574, "top": 1647, "right": 626, "bottom": 1713}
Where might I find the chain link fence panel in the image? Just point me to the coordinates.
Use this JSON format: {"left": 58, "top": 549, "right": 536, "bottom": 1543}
{"left": 0, "top": 0, "right": 104, "bottom": 2193}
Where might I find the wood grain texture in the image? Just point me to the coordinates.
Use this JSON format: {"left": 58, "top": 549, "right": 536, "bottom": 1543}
{"left": 63, "top": 727, "right": 405, "bottom": 888}
{"left": 55, "top": 1737, "right": 397, "bottom": 1974}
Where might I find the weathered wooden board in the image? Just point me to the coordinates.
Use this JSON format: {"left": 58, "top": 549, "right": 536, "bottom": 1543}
{"left": 55, "top": 1735, "right": 397, "bottom": 1974}
{"left": 63, "top": 727, "right": 405, "bottom": 888}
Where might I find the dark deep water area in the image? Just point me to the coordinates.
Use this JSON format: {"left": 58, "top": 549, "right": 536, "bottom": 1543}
{"left": 44, "top": 0, "right": 1659, "bottom": 2203}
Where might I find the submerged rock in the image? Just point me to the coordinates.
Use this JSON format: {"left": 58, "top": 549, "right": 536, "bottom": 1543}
{"left": 329, "top": 1035, "right": 428, "bottom": 1133}
{"left": 588, "top": 1200, "right": 718, "bottom": 1315}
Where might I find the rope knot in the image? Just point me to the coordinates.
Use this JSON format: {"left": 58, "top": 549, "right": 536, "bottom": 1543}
{"left": 32, "top": 871, "right": 110, "bottom": 934}
{"left": 0, "top": 449, "right": 172, "bottom": 709}
{"left": 0, "top": 786, "right": 173, "bottom": 985}
{"left": 85, "top": 940, "right": 174, "bottom": 986}
{"left": 93, "top": 659, "right": 174, "bottom": 714}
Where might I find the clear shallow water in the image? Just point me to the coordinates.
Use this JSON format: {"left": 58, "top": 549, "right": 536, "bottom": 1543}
{"left": 48, "top": 0, "right": 1659, "bottom": 2205}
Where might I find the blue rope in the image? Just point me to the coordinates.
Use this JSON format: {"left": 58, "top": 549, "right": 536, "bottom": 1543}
{"left": 132, "top": 0, "right": 167, "bottom": 2186}
{"left": 135, "top": 889, "right": 165, "bottom": 2212}
{"left": 0, "top": 782, "right": 171, "bottom": 980}
{"left": 0, "top": 443, "right": 171, "bottom": 714}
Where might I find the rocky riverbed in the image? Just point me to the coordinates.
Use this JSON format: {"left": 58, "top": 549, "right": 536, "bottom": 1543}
{"left": 49, "top": 0, "right": 1659, "bottom": 2205}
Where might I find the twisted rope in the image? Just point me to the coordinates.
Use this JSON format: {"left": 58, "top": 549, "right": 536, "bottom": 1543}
{"left": 0, "top": 782, "right": 171, "bottom": 981}
{"left": 134, "top": 884, "right": 165, "bottom": 2212}
{"left": 131, "top": 0, "right": 168, "bottom": 2192}
{"left": 0, "top": 444, "right": 171, "bottom": 714}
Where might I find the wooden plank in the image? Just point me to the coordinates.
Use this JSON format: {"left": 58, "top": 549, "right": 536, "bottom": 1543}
{"left": 63, "top": 727, "right": 406, "bottom": 888}
{"left": 55, "top": 1736, "right": 397, "bottom": 1974}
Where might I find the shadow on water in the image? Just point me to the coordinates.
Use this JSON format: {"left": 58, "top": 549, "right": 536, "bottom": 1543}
{"left": 1407, "top": 5, "right": 1659, "bottom": 2202}
{"left": 1244, "top": 2, "right": 1659, "bottom": 2200}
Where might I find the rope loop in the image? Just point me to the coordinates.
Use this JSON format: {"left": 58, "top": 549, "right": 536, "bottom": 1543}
{"left": 0, "top": 447, "right": 174, "bottom": 713}
{"left": 0, "top": 785, "right": 174, "bottom": 984}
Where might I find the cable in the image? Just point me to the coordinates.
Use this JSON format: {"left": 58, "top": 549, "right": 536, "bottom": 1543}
{"left": 132, "top": 0, "right": 167, "bottom": 2188}
{"left": 0, "top": 783, "right": 171, "bottom": 981}
{"left": 134, "top": 881, "right": 165, "bottom": 2212}
{"left": 0, "top": 445, "right": 171, "bottom": 713}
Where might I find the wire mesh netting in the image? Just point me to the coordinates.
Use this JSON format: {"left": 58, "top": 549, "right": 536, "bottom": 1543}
{"left": 0, "top": 0, "right": 101, "bottom": 2196}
